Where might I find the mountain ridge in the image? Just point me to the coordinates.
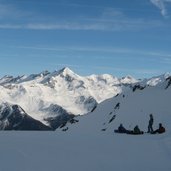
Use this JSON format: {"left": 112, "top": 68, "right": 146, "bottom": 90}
{"left": 0, "top": 67, "right": 170, "bottom": 130}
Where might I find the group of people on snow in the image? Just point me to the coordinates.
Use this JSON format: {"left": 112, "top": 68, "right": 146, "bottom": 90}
{"left": 147, "top": 114, "right": 165, "bottom": 134}
{"left": 115, "top": 114, "right": 166, "bottom": 135}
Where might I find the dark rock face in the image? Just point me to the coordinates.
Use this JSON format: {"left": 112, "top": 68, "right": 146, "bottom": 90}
{"left": 132, "top": 84, "right": 145, "bottom": 92}
{"left": 42, "top": 104, "right": 75, "bottom": 130}
{"left": 166, "top": 76, "right": 171, "bottom": 89}
{"left": 76, "top": 96, "right": 98, "bottom": 113}
{"left": 45, "top": 113, "right": 75, "bottom": 130}
{"left": 5, "top": 114, "right": 52, "bottom": 131}
{"left": 114, "top": 103, "right": 120, "bottom": 110}
{"left": 0, "top": 103, "right": 52, "bottom": 131}
{"left": 0, "top": 103, "right": 77, "bottom": 131}
{"left": 42, "top": 104, "right": 70, "bottom": 116}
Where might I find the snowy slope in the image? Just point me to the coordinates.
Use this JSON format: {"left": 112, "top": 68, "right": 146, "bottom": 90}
{"left": 61, "top": 74, "right": 171, "bottom": 134}
{"left": 0, "top": 67, "right": 138, "bottom": 125}
{"left": 0, "top": 77, "right": 171, "bottom": 171}
{"left": 52, "top": 75, "right": 171, "bottom": 170}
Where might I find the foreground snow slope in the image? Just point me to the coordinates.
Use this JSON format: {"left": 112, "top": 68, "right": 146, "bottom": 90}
{"left": 0, "top": 77, "right": 171, "bottom": 171}
{"left": 0, "top": 131, "right": 171, "bottom": 171}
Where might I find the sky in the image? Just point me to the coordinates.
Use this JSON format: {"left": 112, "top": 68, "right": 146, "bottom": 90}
{"left": 0, "top": 0, "right": 171, "bottom": 78}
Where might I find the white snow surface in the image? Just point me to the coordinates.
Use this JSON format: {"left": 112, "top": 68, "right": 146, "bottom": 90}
{"left": 0, "top": 76, "right": 171, "bottom": 171}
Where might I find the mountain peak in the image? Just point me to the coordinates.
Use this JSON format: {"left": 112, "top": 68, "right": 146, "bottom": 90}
{"left": 164, "top": 72, "right": 171, "bottom": 79}
{"left": 120, "top": 75, "right": 138, "bottom": 84}
{"left": 53, "top": 67, "right": 79, "bottom": 78}
{"left": 59, "top": 67, "right": 74, "bottom": 75}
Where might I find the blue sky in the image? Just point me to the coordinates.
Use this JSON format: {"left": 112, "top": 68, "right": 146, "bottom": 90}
{"left": 0, "top": 0, "right": 171, "bottom": 78}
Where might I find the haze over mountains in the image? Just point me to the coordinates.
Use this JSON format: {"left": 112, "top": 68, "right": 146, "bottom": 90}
{"left": 0, "top": 67, "right": 170, "bottom": 130}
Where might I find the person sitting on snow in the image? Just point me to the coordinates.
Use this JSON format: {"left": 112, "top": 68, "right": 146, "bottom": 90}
{"left": 114, "top": 124, "right": 127, "bottom": 133}
{"left": 133, "top": 125, "right": 143, "bottom": 135}
{"left": 152, "top": 123, "right": 166, "bottom": 134}
{"left": 118, "top": 124, "right": 127, "bottom": 133}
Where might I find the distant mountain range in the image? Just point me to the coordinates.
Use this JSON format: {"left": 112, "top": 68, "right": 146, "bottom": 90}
{"left": 0, "top": 67, "right": 170, "bottom": 130}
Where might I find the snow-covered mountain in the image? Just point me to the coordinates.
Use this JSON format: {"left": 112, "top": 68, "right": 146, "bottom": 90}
{"left": 58, "top": 74, "right": 171, "bottom": 134}
{"left": 0, "top": 67, "right": 170, "bottom": 130}
{"left": 0, "top": 67, "right": 138, "bottom": 127}
{"left": 1, "top": 75, "right": 170, "bottom": 171}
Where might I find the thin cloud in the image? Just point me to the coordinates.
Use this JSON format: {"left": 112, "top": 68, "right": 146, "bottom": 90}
{"left": 14, "top": 45, "right": 171, "bottom": 58}
{"left": 0, "top": 24, "right": 22, "bottom": 29}
{"left": 0, "top": 4, "right": 10, "bottom": 18}
{"left": 148, "top": 51, "right": 171, "bottom": 57}
{"left": 0, "top": 2, "right": 33, "bottom": 20}
{"left": 26, "top": 23, "right": 110, "bottom": 31}
{"left": 0, "top": 1, "right": 167, "bottom": 31}
{"left": 0, "top": 8, "right": 164, "bottom": 31}
{"left": 24, "top": 7, "right": 164, "bottom": 31}
{"left": 161, "top": 57, "right": 171, "bottom": 64}
{"left": 0, "top": 22, "right": 116, "bottom": 31}
{"left": 14, "top": 45, "right": 136, "bottom": 53}
{"left": 0, "top": 3, "right": 20, "bottom": 19}
{"left": 150, "top": 0, "right": 171, "bottom": 17}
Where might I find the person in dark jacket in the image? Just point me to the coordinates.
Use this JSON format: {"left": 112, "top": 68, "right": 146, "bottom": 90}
{"left": 134, "top": 125, "right": 141, "bottom": 134}
{"left": 152, "top": 123, "right": 166, "bottom": 134}
{"left": 133, "top": 125, "right": 144, "bottom": 135}
{"left": 148, "top": 114, "right": 154, "bottom": 133}
{"left": 125, "top": 125, "right": 143, "bottom": 135}
{"left": 114, "top": 124, "right": 127, "bottom": 133}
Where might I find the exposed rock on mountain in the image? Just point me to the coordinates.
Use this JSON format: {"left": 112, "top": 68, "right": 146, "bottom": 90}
{"left": 0, "top": 103, "right": 51, "bottom": 130}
